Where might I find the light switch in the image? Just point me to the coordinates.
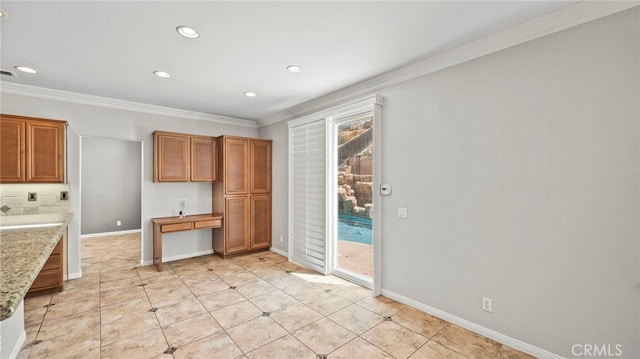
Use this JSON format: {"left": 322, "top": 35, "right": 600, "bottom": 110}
{"left": 398, "top": 207, "right": 408, "bottom": 219}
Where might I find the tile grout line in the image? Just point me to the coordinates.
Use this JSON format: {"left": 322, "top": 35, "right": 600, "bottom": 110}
{"left": 137, "top": 265, "right": 176, "bottom": 357}
{"left": 253, "top": 261, "right": 337, "bottom": 357}
{"left": 26, "top": 235, "right": 526, "bottom": 359}
{"left": 354, "top": 319, "right": 398, "bottom": 358}
{"left": 227, "top": 259, "right": 310, "bottom": 357}
{"left": 220, "top": 257, "right": 327, "bottom": 357}
{"left": 243, "top": 259, "right": 371, "bottom": 358}
{"left": 178, "top": 261, "right": 251, "bottom": 358}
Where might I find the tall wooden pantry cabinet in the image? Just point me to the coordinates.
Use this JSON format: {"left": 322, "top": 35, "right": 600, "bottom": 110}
{"left": 213, "top": 136, "right": 272, "bottom": 257}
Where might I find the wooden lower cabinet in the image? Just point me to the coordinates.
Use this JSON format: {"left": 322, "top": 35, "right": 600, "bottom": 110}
{"left": 27, "top": 236, "right": 64, "bottom": 296}
{"left": 223, "top": 196, "right": 250, "bottom": 254}
{"left": 213, "top": 195, "right": 272, "bottom": 257}
{"left": 251, "top": 196, "right": 271, "bottom": 249}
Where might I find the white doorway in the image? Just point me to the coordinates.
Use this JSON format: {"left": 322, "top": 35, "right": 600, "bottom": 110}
{"left": 288, "top": 95, "right": 383, "bottom": 294}
{"left": 79, "top": 136, "right": 144, "bottom": 266}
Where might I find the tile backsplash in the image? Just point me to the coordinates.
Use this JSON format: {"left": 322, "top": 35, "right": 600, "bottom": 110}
{"left": 0, "top": 183, "right": 71, "bottom": 216}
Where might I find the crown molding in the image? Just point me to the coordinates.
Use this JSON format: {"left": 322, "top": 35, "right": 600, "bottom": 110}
{"left": 287, "top": 94, "right": 382, "bottom": 128}
{"left": 0, "top": 82, "right": 258, "bottom": 128}
{"left": 258, "top": 1, "right": 639, "bottom": 128}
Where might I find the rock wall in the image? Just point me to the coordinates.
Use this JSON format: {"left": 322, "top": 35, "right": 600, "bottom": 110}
{"left": 338, "top": 171, "right": 373, "bottom": 219}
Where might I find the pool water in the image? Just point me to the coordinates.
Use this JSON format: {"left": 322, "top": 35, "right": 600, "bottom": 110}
{"left": 338, "top": 214, "right": 373, "bottom": 245}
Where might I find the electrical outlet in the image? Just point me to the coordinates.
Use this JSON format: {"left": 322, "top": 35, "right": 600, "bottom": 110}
{"left": 397, "top": 207, "right": 408, "bottom": 219}
{"left": 482, "top": 297, "right": 493, "bottom": 313}
{"left": 181, "top": 198, "right": 187, "bottom": 207}
{"left": 60, "top": 191, "right": 69, "bottom": 200}
{"left": 116, "top": 220, "right": 122, "bottom": 226}
{"left": 190, "top": 199, "right": 196, "bottom": 205}
{"left": 279, "top": 235, "right": 284, "bottom": 243}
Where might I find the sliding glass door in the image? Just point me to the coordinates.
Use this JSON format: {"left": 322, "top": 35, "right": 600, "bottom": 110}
{"left": 288, "top": 95, "right": 382, "bottom": 293}
{"left": 330, "top": 114, "right": 374, "bottom": 288}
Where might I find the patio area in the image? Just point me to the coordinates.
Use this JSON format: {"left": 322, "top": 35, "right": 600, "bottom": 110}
{"left": 337, "top": 239, "right": 372, "bottom": 278}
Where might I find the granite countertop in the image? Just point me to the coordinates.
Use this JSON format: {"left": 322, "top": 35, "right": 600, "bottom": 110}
{"left": 0, "top": 212, "right": 73, "bottom": 321}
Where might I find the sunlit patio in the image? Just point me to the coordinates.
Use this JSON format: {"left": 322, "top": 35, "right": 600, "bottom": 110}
{"left": 337, "top": 239, "right": 372, "bottom": 278}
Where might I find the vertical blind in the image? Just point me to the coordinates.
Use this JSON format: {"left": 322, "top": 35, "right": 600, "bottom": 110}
{"left": 289, "top": 119, "right": 327, "bottom": 273}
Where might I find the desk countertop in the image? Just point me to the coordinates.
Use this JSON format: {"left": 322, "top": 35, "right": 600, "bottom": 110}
{"left": 151, "top": 213, "right": 223, "bottom": 225}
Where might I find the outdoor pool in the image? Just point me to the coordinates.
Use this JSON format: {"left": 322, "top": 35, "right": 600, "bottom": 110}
{"left": 338, "top": 214, "right": 372, "bottom": 245}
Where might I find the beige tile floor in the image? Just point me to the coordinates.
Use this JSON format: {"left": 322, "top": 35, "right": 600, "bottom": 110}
{"left": 18, "top": 233, "right": 535, "bottom": 359}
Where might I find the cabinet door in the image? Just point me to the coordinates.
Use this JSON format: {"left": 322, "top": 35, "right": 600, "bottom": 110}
{"left": 250, "top": 140, "right": 272, "bottom": 194}
{"left": 224, "top": 138, "right": 249, "bottom": 195}
{"left": 250, "top": 195, "right": 271, "bottom": 249}
{"left": 26, "top": 120, "right": 65, "bottom": 183}
{"left": 155, "top": 133, "right": 189, "bottom": 182}
{"left": 191, "top": 137, "right": 216, "bottom": 182}
{"left": 0, "top": 117, "right": 26, "bottom": 183}
{"left": 225, "top": 196, "right": 250, "bottom": 254}
{"left": 28, "top": 237, "right": 63, "bottom": 294}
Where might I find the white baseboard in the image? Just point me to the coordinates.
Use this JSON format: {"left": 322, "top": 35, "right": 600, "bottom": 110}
{"left": 141, "top": 249, "right": 214, "bottom": 266}
{"left": 380, "top": 289, "right": 564, "bottom": 359}
{"left": 269, "top": 247, "right": 288, "bottom": 257}
{"left": 81, "top": 229, "right": 141, "bottom": 238}
{"left": 68, "top": 270, "right": 82, "bottom": 280}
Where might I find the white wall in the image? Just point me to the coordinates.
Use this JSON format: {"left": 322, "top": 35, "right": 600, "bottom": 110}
{"left": 258, "top": 120, "right": 288, "bottom": 253}
{"left": 262, "top": 8, "right": 639, "bottom": 358}
{"left": 81, "top": 137, "right": 142, "bottom": 234}
{"left": 0, "top": 93, "right": 258, "bottom": 274}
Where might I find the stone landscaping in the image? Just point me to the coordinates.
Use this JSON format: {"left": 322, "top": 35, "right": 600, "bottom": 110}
{"left": 337, "top": 165, "right": 373, "bottom": 219}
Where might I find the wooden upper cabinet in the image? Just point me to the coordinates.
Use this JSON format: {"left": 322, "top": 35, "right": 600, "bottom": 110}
{"left": 223, "top": 137, "right": 249, "bottom": 195}
{"left": 153, "top": 131, "right": 217, "bottom": 182}
{"left": 0, "top": 117, "right": 26, "bottom": 182}
{"left": 26, "top": 120, "right": 65, "bottom": 183}
{"left": 190, "top": 136, "right": 217, "bottom": 182}
{"left": 0, "top": 114, "right": 65, "bottom": 184}
{"left": 250, "top": 140, "right": 272, "bottom": 194}
{"left": 154, "top": 132, "right": 189, "bottom": 182}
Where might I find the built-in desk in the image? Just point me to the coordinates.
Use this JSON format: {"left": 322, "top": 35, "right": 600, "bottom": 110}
{"left": 152, "top": 213, "right": 223, "bottom": 271}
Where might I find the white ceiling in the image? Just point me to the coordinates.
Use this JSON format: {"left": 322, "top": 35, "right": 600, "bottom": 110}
{"left": 0, "top": 1, "right": 572, "bottom": 122}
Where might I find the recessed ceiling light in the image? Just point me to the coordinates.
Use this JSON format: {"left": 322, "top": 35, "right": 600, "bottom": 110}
{"left": 14, "top": 66, "right": 38, "bottom": 74}
{"left": 176, "top": 26, "right": 199, "bottom": 39}
{"left": 287, "top": 65, "right": 303, "bottom": 73}
{"left": 153, "top": 71, "right": 171, "bottom": 78}
{"left": 244, "top": 92, "right": 257, "bottom": 97}
{"left": 0, "top": 9, "right": 6, "bottom": 18}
